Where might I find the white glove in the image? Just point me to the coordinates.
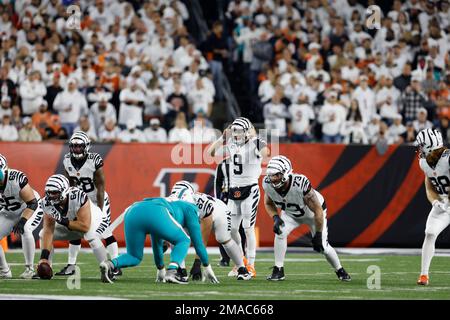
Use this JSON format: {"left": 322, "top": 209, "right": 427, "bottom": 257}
{"left": 202, "top": 264, "right": 220, "bottom": 284}
{"left": 156, "top": 268, "right": 166, "bottom": 283}
{"left": 432, "top": 199, "right": 450, "bottom": 212}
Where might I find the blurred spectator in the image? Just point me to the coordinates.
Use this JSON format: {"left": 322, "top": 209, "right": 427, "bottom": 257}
{"left": 0, "top": 96, "right": 12, "bottom": 119}
{"left": 387, "top": 114, "right": 407, "bottom": 144}
{"left": 352, "top": 75, "right": 376, "bottom": 125}
{"left": 90, "top": 94, "right": 117, "bottom": 134}
{"left": 74, "top": 116, "right": 98, "bottom": 142}
{"left": 263, "top": 85, "right": 289, "bottom": 139}
{"left": 0, "top": 66, "right": 16, "bottom": 103}
{"left": 144, "top": 118, "right": 168, "bottom": 143}
{"left": 318, "top": 91, "right": 347, "bottom": 143}
{"left": 11, "top": 105, "right": 23, "bottom": 131}
{"left": 32, "top": 99, "right": 61, "bottom": 140}
{"left": 18, "top": 117, "right": 42, "bottom": 142}
{"left": 119, "top": 79, "right": 146, "bottom": 129}
{"left": 0, "top": 115, "right": 18, "bottom": 141}
{"left": 189, "top": 113, "right": 218, "bottom": 144}
{"left": 373, "top": 121, "right": 394, "bottom": 145}
{"left": 44, "top": 71, "right": 64, "bottom": 112}
{"left": 439, "top": 117, "right": 450, "bottom": 143}
{"left": 367, "top": 114, "right": 382, "bottom": 143}
{"left": 379, "top": 96, "right": 400, "bottom": 125}
{"left": 118, "top": 120, "right": 146, "bottom": 143}
{"left": 412, "top": 107, "right": 433, "bottom": 132}
{"left": 99, "top": 119, "right": 121, "bottom": 143}
{"left": 394, "top": 63, "right": 412, "bottom": 92}
{"left": 188, "top": 77, "right": 214, "bottom": 117}
{"left": 341, "top": 101, "right": 368, "bottom": 144}
{"left": 53, "top": 78, "right": 88, "bottom": 136}
{"left": 403, "top": 122, "right": 417, "bottom": 144}
{"left": 19, "top": 70, "right": 47, "bottom": 116}
{"left": 401, "top": 75, "right": 431, "bottom": 123}
{"left": 288, "top": 93, "right": 315, "bottom": 142}
{"left": 168, "top": 112, "right": 191, "bottom": 143}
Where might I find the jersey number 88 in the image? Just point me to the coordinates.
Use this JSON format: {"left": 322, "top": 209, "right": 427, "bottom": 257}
{"left": 429, "top": 176, "right": 450, "bottom": 195}
{"left": 71, "top": 177, "right": 95, "bottom": 193}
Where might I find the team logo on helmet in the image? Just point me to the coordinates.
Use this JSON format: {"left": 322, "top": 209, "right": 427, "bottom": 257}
{"left": 231, "top": 117, "right": 252, "bottom": 145}
{"left": 415, "top": 129, "right": 444, "bottom": 158}
{"left": 266, "top": 155, "right": 293, "bottom": 189}
{"left": 69, "top": 131, "right": 91, "bottom": 160}
{"left": 44, "top": 174, "right": 70, "bottom": 206}
{"left": 170, "top": 180, "right": 196, "bottom": 204}
{"left": 0, "top": 153, "right": 7, "bottom": 182}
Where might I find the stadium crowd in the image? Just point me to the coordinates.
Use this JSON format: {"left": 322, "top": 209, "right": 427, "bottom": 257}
{"left": 0, "top": 0, "right": 448, "bottom": 144}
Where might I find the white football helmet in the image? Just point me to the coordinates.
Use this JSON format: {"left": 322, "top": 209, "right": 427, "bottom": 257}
{"left": 230, "top": 117, "right": 252, "bottom": 145}
{"left": 44, "top": 174, "right": 70, "bottom": 205}
{"left": 0, "top": 153, "right": 7, "bottom": 182}
{"left": 266, "top": 155, "right": 293, "bottom": 189}
{"left": 415, "top": 128, "right": 443, "bottom": 158}
{"left": 69, "top": 131, "right": 91, "bottom": 160}
{"left": 170, "top": 180, "right": 196, "bottom": 204}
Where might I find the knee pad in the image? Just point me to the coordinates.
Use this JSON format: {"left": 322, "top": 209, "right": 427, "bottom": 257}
{"left": 425, "top": 231, "right": 438, "bottom": 240}
{"left": 70, "top": 239, "right": 82, "bottom": 246}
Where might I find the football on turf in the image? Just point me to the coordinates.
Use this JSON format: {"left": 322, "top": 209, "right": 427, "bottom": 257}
{"left": 37, "top": 262, "right": 53, "bottom": 280}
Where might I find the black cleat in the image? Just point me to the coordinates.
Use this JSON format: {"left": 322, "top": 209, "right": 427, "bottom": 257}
{"left": 266, "top": 266, "right": 285, "bottom": 281}
{"left": 165, "top": 268, "right": 188, "bottom": 284}
{"left": 336, "top": 268, "right": 351, "bottom": 282}
{"left": 237, "top": 266, "right": 252, "bottom": 280}
{"left": 55, "top": 264, "right": 76, "bottom": 276}
{"left": 217, "top": 259, "right": 230, "bottom": 267}
{"left": 179, "top": 268, "right": 188, "bottom": 282}
{"left": 113, "top": 268, "right": 122, "bottom": 277}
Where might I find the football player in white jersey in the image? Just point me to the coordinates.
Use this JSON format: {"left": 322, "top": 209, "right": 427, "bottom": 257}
{"left": 170, "top": 181, "right": 252, "bottom": 281}
{"left": 57, "top": 131, "right": 119, "bottom": 276}
{"left": 207, "top": 117, "right": 270, "bottom": 277}
{"left": 38, "top": 175, "right": 109, "bottom": 279}
{"left": 263, "top": 155, "right": 351, "bottom": 282}
{"left": 415, "top": 128, "right": 450, "bottom": 286}
{"left": 0, "top": 154, "right": 44, "bottom": 279}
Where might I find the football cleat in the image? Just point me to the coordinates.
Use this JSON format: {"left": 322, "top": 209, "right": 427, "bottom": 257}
{"left": 417, "top": 275, "right": 429, "bottom": 286}
{"left": 113, "top": 268, "right": 122, "bottom": 277}
{"left": 267, "top": 266, "right": 285, "bottom": 281}
{"left": 217, "top": 259, "right": 230, "bottom": 267}
{"left": 20, "top": 266, "right": 36, "bottom": 279}
{"left": 237, "top": 266, "right": 252, "bottom": 280}
{"left": 165, "top": 268, "right": 188, "bottom": 284}
{"left": 55, "top": 264, "right": 76, "bottom": 276}
{"left": 336, "top": 268, "right": 351, "bottom": 282}
{"left": 228, "top": 266, "right": 238, "bottom": 277}
{"left": 99, "top": 260, "right": 116, "bottom": 284}
{"left": 0, "top": 266, "right": 12, "bottom": 279}
{"left": 246, "top": 264, "right": 256, "bottom": 278}
{"left": 179, "top": 268, "right": 188, "bottom": 282}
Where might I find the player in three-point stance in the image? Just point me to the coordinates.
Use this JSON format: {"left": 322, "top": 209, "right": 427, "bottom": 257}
{"left": 263, "top": 155, "right": 351, "bottom": 281}
{"left": 415, "top": 128, "right": 450, "bottom": 286}
{"left": 38, "top": 175, "right": 109, "bottom": 279}
{"left": 208, "top": 117, "right": 269, "bottom": 277}
{"left": 0, "top": 153, "right": 44, "bottom": 279}
{"left": 57, "top": 131, "right": 119, "bottom": 276}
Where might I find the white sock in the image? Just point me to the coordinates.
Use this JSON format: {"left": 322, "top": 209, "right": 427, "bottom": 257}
{"left": 274, "top": 236, "right": 287, "bottom": 268}
{"left": 22, "top": 231, "right": 36, "bottom": 267}
{"left": 324, "top": 246, "right": 342, "bottom": 271}
{"left": 230, "top": 216, "right": 242, "bottom": 250}
{"left": 68, "top": 244, "right": 81, "bottom": 265}
{"left": 0, "top": 246, "right": 9, "bottom": 270}
{"left": 106, "top": 242, "right": 119, "bottom": 259}
{"left": 222, "top": 240, "right": 244, "bottom": 268}
{"left": 421, "top": 233, "right": 437, "bottom": 276}
{"left": 244, "top": 226, "right": 256, "bottom": 265}
{"left": 180, "top": 260, "right": 186, "bottom": 269}
{"left": 89, "top": 238, "right": 107, "bottom": 263}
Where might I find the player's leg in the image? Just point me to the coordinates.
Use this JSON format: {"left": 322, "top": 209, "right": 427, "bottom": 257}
{"left": 83, "top": 204, "right": 109, "bottom": 264}
{"left": 20, "top": 203, "right": 44, "bottom": 279}
{"left": 102, "top": 194, "right": 119, "bottom": 260}
{"left": 309, "top": 213, "right": 351, "bottom": 281}
{"left": 0, "top": 215, "right": 15, "bottom": 278}
{"left": 267, "top": 213, "right": 298, "bottom": 281}
{"left": 419, "top": 207, "right": 450, "bottom": 285}
{"left": 240, "top": 185, "right": 260, "bottom": 275}
{"left": 228, "top": 199, "right": 243, "bottom": 276}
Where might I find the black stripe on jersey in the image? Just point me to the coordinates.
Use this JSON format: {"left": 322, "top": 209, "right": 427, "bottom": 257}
{"left": 76, "top": 190, "right": 88, "bottom": 206}
{"left": 93, "top": 153, "right": 104, "bottom": 170}
{"left": 253, "top": 138, "right": 267, "bottom": 151}
{"left": 17, "top": 172, "right": 29, "bottom": 189}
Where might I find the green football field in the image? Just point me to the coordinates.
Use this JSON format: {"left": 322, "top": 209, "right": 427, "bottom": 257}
{"left": 1, "top": 251, "right": 450, "bottom": 300}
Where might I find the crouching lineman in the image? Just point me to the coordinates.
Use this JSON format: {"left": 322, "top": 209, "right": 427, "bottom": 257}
{"left": 170, "top": 181, "right": 251, "bottom": 281}
{"left": 57, "top": 131, "right": 119, "bottom": 276}
{"left": 415, "top": 129, "right": 450, "bottom": 286}
{"left": 38, "top": 175, "right": 109, "bottom": 279}
{"left": 99, "top": 185, "right": 219, "bottom": 284}
{"left": 263, "top": 156, "right": 351, "bottom": 282}
{"left": 0, "top": 154, "right": 44, "bottom": 279}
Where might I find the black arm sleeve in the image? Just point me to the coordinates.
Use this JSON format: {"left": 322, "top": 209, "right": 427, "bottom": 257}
{"left": 214, "top": 163, "right": 225, "bottom": 199}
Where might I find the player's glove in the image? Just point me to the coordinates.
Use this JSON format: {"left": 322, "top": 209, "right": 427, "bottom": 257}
{"left": 56, "top": 216, "right": 70, "bottom": 229}
{"left": 202, "top": 264, "right": 219, "bottom": 284}
{"left": 190, "top": 258, "right": 202, "bottom": 281}
{"left": 312, "top": 232, "right": 324, "bottom": 253}
{"left": 156, "top": 267, "right": 166, "bottom": 283}
{"left": 273, "top": 215, "right": 284, "bottom": 235}
{"left": 12, "top": 217, "right": 28, "bottom": 235}
{"left": 432, "top": 199, "right": 450, "bottom": 212}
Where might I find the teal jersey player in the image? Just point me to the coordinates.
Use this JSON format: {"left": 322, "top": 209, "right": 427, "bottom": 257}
{"left": 100, "top": 182, "right": 219, "bottom": 284}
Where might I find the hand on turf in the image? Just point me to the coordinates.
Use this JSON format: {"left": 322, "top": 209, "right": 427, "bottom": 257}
{"left": 202, "top": 264, "right": 219, "bottom": 284}
{"left": 38, "top": 259, "right": 49, "bottom": 266}
{"left": 312, "top": 232, "right": 324, "bottom": 253}
{"left": 190, "top": 258, "right": 202, "bottom": 281}
{"left": 156, "top": 267, "right": 166, "bottom": 283}
{"left": 273, "top": 215, "right": 284, "bottom": 235}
